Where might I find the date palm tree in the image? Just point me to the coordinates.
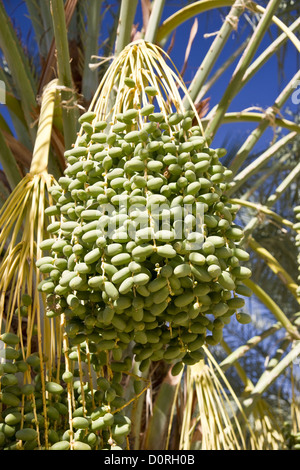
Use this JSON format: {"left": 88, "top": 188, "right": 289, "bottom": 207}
{"left": 0, "top": 0, "right": 299, "bottom": 451}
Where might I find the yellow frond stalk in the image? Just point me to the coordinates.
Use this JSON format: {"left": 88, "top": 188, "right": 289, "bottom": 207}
{"left": 291, "top": 363, "right": 300, "bottom": 435}
{"left": 0, "top": 79, "right": 61, "bottom": 448}
{"left": 180, "top": 360, "right": 248, "bottom": 450}
{"left": 177, "top": 348, "right": 272, "bottom": 450}
{"left": 0, "top": 173, "right": 55, "bottom": 349}
{"left": 250, "top": 399, "right": 285, "bottom": 450}
{"left": 181, "top": 347, "right": 286, "bottom": 450}
{"left": 85, "top": 40, "right": 205, "bottom": 139}
{"left": 0, "top": 79, "right": 60, "bottom": 420}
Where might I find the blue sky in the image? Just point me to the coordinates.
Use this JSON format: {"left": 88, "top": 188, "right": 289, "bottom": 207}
{"left": 152, "top": 3, "right": 299, "bottom": 150}
{"left": 1, "top": 0, "right": 299, "bottom": 152}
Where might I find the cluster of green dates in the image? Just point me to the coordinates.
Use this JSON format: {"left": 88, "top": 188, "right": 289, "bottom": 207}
{"left": 38, "top": 101, "right": 252, "bottom": 375}
{"left": 0, "top": 332, "right": 131, "bottom": 450}
{"left": 48, "top": 370, "right": 132, "bottom": 451}
{"left": 293, "top": 205, "right": 300, "bottom": 297}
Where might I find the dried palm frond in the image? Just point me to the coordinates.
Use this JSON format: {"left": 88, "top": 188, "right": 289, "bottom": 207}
{"left": 0, "top": 79, "right": 59, "bottom": 370}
